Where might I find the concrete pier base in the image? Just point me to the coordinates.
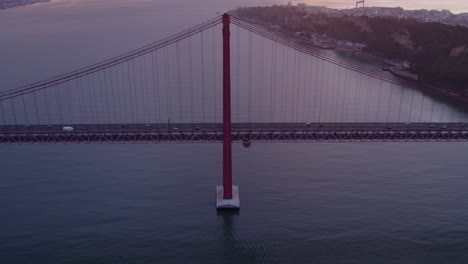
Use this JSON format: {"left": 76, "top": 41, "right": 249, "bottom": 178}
{"left": 216, "top": 185, "right": 240, "bottom": 210}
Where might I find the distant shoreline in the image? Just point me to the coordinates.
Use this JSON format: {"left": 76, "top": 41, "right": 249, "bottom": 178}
{"left": 0, "top": 0, "right": 50, "bottom": 11}
{"left": 233, "top": 6, "right": 468, "bottom": 98}
{"left": 230, "top": 10, "right": 468, "bottom": 103}
{"left": 231, "top": 12, "right": 416, "bottom": 80}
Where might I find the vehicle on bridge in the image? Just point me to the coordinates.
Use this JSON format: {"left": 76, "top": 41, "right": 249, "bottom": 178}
{"left": 62, "top": 126, "right": 74, "bottom": 132}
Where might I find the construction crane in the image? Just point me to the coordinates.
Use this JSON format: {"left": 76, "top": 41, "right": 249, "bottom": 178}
{"left": 356, "top": 0, "right": 365, "bottom": 8}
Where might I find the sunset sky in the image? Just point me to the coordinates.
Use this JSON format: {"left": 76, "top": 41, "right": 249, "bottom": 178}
{"left": 41, "top": 0, "right": 468, "bottom": 14}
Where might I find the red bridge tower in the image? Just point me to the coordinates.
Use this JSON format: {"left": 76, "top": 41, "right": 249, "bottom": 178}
{"left": 216, "top": 13, "right": 240, "bottom": 210}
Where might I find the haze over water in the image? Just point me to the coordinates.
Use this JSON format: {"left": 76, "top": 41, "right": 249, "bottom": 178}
{"left": 1, "top": 1, "right": 468, "bottom": 263}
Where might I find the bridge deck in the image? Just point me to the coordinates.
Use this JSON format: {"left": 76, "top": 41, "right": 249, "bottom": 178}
{"left": 1, "top": 123, "right": 468, "bottom": 144}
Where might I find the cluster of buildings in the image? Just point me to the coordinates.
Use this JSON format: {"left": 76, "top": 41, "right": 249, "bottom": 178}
{"left": 343, "top": 7, "right": 468, "bottom": 28}
{"left": 285, "top": 2, "right": 468, "bottom": 28}
{"left": 0, "top": 0, "right": 48, "bottom": 10}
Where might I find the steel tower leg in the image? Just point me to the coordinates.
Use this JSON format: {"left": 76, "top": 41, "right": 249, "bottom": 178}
{"left": 216, "top": 13, "right": 239, "bottom": 210}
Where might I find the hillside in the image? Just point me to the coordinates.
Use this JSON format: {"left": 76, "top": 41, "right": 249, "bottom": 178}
{"left": 235, "top": 6, "right": 468, "bottom": 95}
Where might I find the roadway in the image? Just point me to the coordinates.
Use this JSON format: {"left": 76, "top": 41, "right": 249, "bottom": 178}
{"left": 1, "top": 123, "right": 468, "bottom": 144}
{"left": 1, "top": 122, "right": 467, "bottom": 133}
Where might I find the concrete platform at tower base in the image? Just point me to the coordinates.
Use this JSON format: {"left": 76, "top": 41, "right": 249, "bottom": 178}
{"left": 216, "top": 185, "right": 240, "bottom": 210}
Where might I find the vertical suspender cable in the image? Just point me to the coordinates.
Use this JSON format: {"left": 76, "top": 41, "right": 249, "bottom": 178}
{"left": 385, "top": 83, "right": 393, "bottom": 122}
{"left": 296, "top": 53, "right": 302, "bottom": 122}
{"left": 354, "top": 72, "right": 362, "bottom": 122}
{"left": 110, "top": 66, "right": 118, "bottom": 123}
{"left": 363, "top": 73, "right": 371, "bottom": 122}
{"left": 164, "top": 47, "right": 172, "bottom": 123}
{"left": 188, "top": 36, "right": 194, "bottom": 123}
{"left": 303, "top": 55, "right": 311, "bottom": 122}
{"left": 33, "top": 91, "right": 41, "bottom": 124}
{"left": 82, "top": 78, "right": 89, "bottom": 124}
{"left": 10, "top": 99, "right": 17, "bottom": 126}
{"left": 318, "top": 59, "right": 325, "bottom": 123}
{"left": 314, "top": 57, "right": 319, "bottom": 122}
{"left": 248, "top": 30, "right": 253, "bottom": 124}
{"left": 418, "top": 92, "right": 425, "bottom": 122}
{"left": 127, "top": 61, "right": 134, "bottom": 123}
{"left": 271, "top": 42, "right": 277, "bottom": 122}
{"left": 449, "top": 107, "right": 455, "bottom": 123}
{"left": 212, "top": 26, "right": 217, "bottom": 122}
{"left": 91, "top": 74, "right": 99, "bottom": 124}
{"left": 201, "top": 31, "right": 206, "bottom": 123}
{"left": 103, "top": 70, "right": 111, "bottom": 125}
{"left": 22, "top": 93, "right": 29, "bottom": 126}
{"left": 176, "top": 41, "right": 183, "bottom": 122}
{"left": 0, "top": 101, "right": 6, "bottom": 125}
{"left": 308, "top": 57, "right": 315, "bottom": 122}
{"left": 429, "top": 95, "right": 435, "bottom": 122}
{"left": 291, "top": 50, "right": 297, "bottom": 122}
{"left": 397, "top": 84, "right": 404, "bottom": 123}
{"left": 132, "top": 58, "right": 139, "bottom": 123}
{"left": 141, "top": 54, "right": 149, "bottom": 123}
{"left": 259, "top": 36, "right": 265, "bottom": 122}
{"left": 152, "top": 51, "right": 161, "bottom": 123}
{"left": 408, "top": 85, "right": 415, "bottom": 123}
{"left": 334, "top": 65, "right": 342, "bottom": 122}
{"left": 86, "top": 76, "right": 94, "bottom": 124}
{"left": 138, "top": 56, "right": 146, "bottom": 123}
{"left": 236, "top": 25, "right": 240, "bottom": 123}
{"left": 327, "top": 64, "right": 334, "bottom": 122}
{"left": 66, "top": 83, "right": 73, "bottom": 124}
{"left": 43, "top": 87, "right": 51, "bottom": 124}
{"left": 76, "top": 79, "right": 83, "bottom": 124}
{"left": 115, "top": 64, "right": 123, "bottom": 123}
{"left": 375, "top": 80, "right": 383, "bottom": 122}
{"left": 281, "top": 47, "right": 287, "bottom": 121}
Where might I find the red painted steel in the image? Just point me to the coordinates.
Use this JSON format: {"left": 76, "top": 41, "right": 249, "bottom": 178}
{"left": 222, "top": 13, "right": 233, "bottom": 199}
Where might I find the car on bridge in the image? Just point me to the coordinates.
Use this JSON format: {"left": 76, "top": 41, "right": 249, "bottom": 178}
{"left": 62, "top": 126, "right": 74, "bottom": 132}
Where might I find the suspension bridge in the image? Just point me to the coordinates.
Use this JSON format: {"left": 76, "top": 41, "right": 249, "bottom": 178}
{"left": 1, "top": 14, "right": 468, "bottom": 209}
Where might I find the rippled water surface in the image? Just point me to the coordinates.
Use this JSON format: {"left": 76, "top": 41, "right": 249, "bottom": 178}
{"left": 1, "top": 1, "right": 468, "bottom": 263}
{"left": 2, "top": 143, "right": 468, "bottom": 263}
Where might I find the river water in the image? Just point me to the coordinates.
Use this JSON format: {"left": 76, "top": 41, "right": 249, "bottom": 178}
{"left": 1, "top": 1, "right": 468, "bottom": 263}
